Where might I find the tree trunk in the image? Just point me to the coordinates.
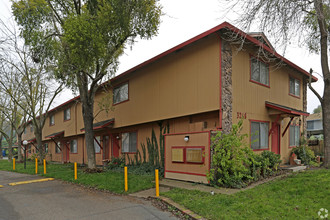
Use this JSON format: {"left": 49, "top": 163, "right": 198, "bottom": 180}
{"left": 17, "top": 132, "right": 23, "bottom": 161}
{"left": 322, "top": 89, "right": 330, "bottom": 167}
{"left": 82, "top": 101, "right": 96, "bottom": 168}
{"left": 0, "top": 134, "right": 2, "bottom": 159}
{"left": 35, "top": 129, "right": 44, "bottom": 161}
{"left": 7, "top": 127, "right": 14, "bottom": 162}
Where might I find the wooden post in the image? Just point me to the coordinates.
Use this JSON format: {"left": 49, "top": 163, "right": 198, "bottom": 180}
{"left": 124, "top": 166, "right": 128, "bottom": 192}
{"left": 43, "top": 159, "right": 46, "bottom": 174}
{"left": 74, "top": 162, "right": 77, "bottom": 180}
{"left": 35, "top": 158, "right": 38, "bottom": 174}
{"left": 155, "top": 169, "right": 159, "bottom": 197}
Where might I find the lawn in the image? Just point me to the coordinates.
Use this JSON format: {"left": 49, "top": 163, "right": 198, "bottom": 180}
{"left": 0, "top": 159, "right": 155, "bottom": 194}
{"left": 163, "top": 169, "right": 330, "bottom": 219}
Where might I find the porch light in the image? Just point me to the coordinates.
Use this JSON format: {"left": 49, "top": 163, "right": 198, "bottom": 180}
{"left": 184, "top": 136, "right": 189, "bottom": 142}
{"left": 22, "top": 140, "right": 28, "bottom": 169}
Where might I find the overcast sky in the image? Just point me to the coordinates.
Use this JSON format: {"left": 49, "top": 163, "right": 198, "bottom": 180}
{"left": 0, "top": 0, "right": 324, "bottom": 113}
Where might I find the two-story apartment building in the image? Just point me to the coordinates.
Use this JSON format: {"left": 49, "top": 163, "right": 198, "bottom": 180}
{"left": 21, "top": 22, "right": 317, "bottom": 183}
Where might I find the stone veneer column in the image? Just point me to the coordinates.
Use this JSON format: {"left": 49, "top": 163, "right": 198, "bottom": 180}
{"left": 221, "top": 40, "right": 233, "bottom": 134}
{"left": 303, "top": 78, "right": 307, "bottom": 138}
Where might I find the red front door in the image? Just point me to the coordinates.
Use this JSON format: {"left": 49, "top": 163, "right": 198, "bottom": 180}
{"left": 271, "top": 122, "right": 280, "bottom": 154}
{"left": 112, "top": 134, "right": 120, "bottom": 158}
{"left": 103, "top": 135, "right": 110, "bottom": 160}
{"left": 63, "top": 142, "right": 69, "bottom": 163}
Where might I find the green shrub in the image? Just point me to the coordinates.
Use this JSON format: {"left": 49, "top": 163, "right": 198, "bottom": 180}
{"left": 208, "top": 120, "right": 282, "bottom": 188}
{"left": 207, "top": 120, "right": 254, "bottom": 188}
{"left": 107, "top": 156, "right": 125, "bottom": 169}
{"left": 292, "top": 145, "right": 315, "bottom": 165}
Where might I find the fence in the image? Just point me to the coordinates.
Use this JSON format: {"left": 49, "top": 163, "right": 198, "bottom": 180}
{"left": 308, "top": 140, "right": 324, "bottom": 156}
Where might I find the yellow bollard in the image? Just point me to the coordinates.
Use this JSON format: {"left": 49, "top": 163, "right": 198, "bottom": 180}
{"left": 155, "top": 169, "right": 159, "bottom": 197}
{"left": 74, "top": 162, "right": 77, "bottom": 180}
{"left": 43, "top": 159, "right": 46, "bottom": 174}
{"left": 35, "top": 158, "right": 38, "bottom": 174}
{"left": 13, "top": 158, "right": 15, "bottom": 170}
{"left": 124, "top": 166, "right": 128, "bottom": 192}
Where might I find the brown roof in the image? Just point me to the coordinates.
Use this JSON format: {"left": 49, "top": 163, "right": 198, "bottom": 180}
{"left": 307, "top": 112, "right": 322, "bottom": 121}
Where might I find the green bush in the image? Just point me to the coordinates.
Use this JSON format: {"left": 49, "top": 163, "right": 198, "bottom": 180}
{"left": 207, "top": 120, "right": 254, "bottom": 188}
{"left": 208, "top": 120, "right": 282, "bottom": 188}
{"left": 107, "top": 156, "right": 125, "bottom": 169}
{"left": 292, "top": 145, "right": 315, "bottom": 165}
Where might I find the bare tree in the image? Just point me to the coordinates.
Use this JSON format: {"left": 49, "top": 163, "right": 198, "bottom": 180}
{"left": 0, "top": 19, "right": 63, "bottom": 161}
{"left": 222, "top": 0, "right": 329, "bottom": 167}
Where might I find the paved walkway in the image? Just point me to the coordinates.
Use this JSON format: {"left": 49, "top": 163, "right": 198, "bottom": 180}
{"left": 0, "top": 171, "right": 177, "bottom": 220}
{"left": 130, "top": 168, "right": 306, "bottom": 198}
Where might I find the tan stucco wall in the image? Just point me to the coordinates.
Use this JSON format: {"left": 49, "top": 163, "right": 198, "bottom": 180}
{"left": 164, "top": 132, "right": 210, "bottom": 183}
{"left": 231, "top": 45, "right": 305, "bottom": 163}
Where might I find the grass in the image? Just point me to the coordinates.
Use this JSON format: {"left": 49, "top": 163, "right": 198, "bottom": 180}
{"left": 0, "top": 159, "right": 154, "bottom": 194}
{"left": 163, "top": 169, "right": 330, "bottom": 219}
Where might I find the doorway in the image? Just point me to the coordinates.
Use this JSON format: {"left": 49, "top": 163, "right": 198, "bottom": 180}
{"left": 112, "top": 134, "right": 120, "bottom": 158}
{"left": 271, "top": 122, "right": 280, "bottom": 154}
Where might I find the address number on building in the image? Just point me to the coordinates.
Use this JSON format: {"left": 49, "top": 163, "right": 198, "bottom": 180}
{"left": 237, "top": 112, "right": 247, "bottom": 119}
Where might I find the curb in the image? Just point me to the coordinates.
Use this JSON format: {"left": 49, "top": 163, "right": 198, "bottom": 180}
{"left": 153, "top": 196, "right": 206, "bottom": 220}
{"left": 8, "top": 178, "right": 54, "bottom": 186}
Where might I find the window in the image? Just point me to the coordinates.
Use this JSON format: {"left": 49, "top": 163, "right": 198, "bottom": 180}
{"left": 251, "top": 121, "right": 269, "bottom": 150}
{"left": 64, "top": 108, "right": 71, "bottom": 121}
{"left": 172, "top": 148, "right": 184, "bottom": 162}
{"left": 49, "top": 115, "right": 55, "bottom": 126}
{"left": 56, "top": 142, "right": 61, "bottom": 153}
{"left": 186, "top": 148, "right": 203, "bottom": 163}
{"left": 250, "top": 57, "right": 269, "bottom": 86}
{"left": 94, "top": 136, "right": 101, "bottom": 153}
{"left": 289, "top": 76, "right": 300, "bottom": 97}
{"left": 44, "top": 143, "right": 48, "bottom": 153}
{"left": 30, "top": 124, "right": 33, "bottom": 132}
{"left": 171, "top": 147, "right": 204, "bottom": 164}
{"left": 122, "top": 132, "right": 137, "bottom": 153}
{"left": 113, "top": 83, "right": 128, "bottom": 104}
{"left": 307, "top": 121, "right": 314, "bottom": 130}
{"left": 290, "top": 125, "right": 300, "bottom": 147}
{"left": 70, "top": 140, "right": 77, "bottom": 153}
{"left": 28, "top": 145, "right": 31, "bottom": 154}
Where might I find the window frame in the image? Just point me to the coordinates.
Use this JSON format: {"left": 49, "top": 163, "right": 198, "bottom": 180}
{"left": 70, "top": 139, "right": 78, "bottom": 154}
{"left": 289, "top": 124, "right": 300, "bottom": 148}
{"left": 94, "top": 136, "right": 101, "bottom": 154}
{"left": 113, "top": 82, "right": 129, "bottom": 105}
{"left": 171, "top": 146, "right": 205, "bottom": 164}
{"left": 250, "top": 120, "right": 270, "bottom": 151}
{"left": 121, "top": 131, "right": 137, "bottom": 154}
{"left": 289, "top": 75, "right": 301, "bottom": 98}
{"left": 49, "top": 115, "right": 55, "bottom": 126}
{"left": 55, "top": 142, "right": 61, "bottom": 154}
{"left": 249, "top": 55, "right": 270, "bottom": 88}
{"left": 44, "top": 143, "right": 48, "bottom": 153}
{"left": 64, "top": 107, "right": 71, "bottom": 121}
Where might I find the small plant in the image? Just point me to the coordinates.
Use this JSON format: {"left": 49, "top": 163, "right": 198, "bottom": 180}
{"left": 107, "top": 156, "right": 125, "bottom": 169}
{"left": 293, "top": 135, "right": 316, "bottom": 165}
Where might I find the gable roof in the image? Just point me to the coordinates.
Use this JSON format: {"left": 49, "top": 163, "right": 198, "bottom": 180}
{"left": 44, "top": 22, "right": 318, "bottom": 114}
{"left": 307, "top": 112, "right": 322, "bottom": 121}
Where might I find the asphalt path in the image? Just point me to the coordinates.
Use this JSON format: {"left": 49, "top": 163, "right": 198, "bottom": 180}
{"left": 0, "top": 171, "right": 178, "bottom": 220}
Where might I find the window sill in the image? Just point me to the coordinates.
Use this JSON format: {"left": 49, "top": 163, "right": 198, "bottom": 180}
{"left": 289, "top": 93, "right": 300, "bottom": 99}
{"left": 252, "top": 148, "right": 269, "bottom": 152}
{"left": 113, "top": 99, "right": 129, "bottom": 106}
{"left": 249, "top": 80, "right": 270, "bottom": 88}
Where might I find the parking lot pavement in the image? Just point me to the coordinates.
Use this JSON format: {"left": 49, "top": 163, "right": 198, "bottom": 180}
{"left": 0, "top": 171, "right": 178, "bottom": 220}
